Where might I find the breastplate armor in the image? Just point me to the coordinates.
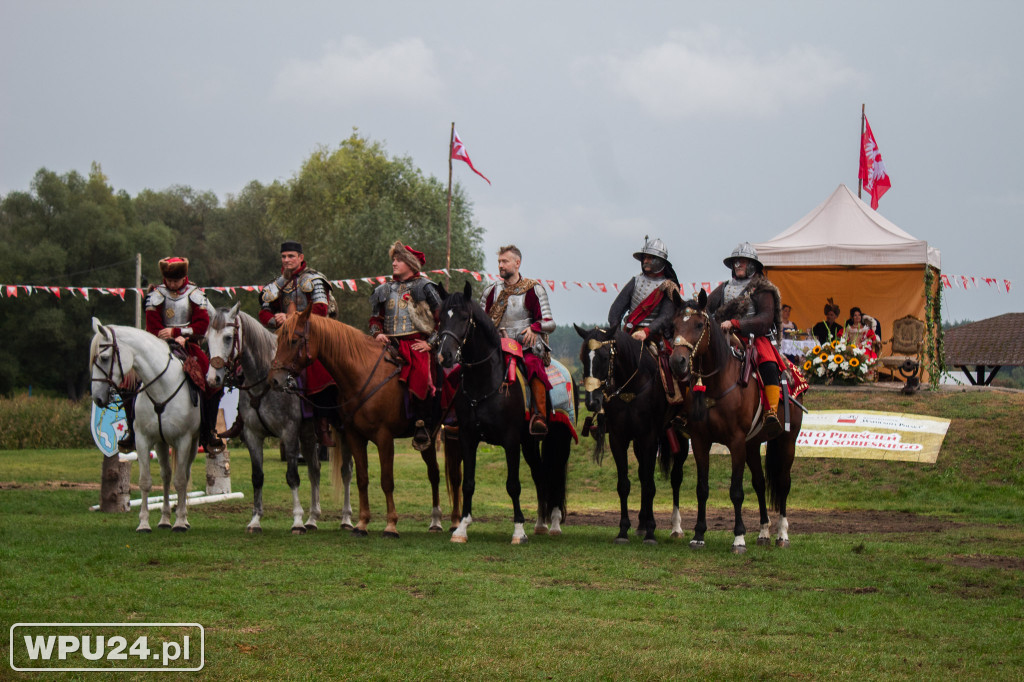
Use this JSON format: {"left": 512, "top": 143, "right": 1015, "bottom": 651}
{"left": 629, "top": 274, "right": 664, "bottom": 324}
{"left": 152, "top": 284, "right": 199, "bottom": 327}
{"left": 383, "top": 281, "right": 418, "bottom": 336}
{"left": 723, "top": 278, "right": 757, "bottom": 320}
{"left": 497, "top": 290, "right": 534, "bottom": 339}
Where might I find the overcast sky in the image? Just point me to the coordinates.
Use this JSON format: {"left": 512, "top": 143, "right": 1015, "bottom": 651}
{"left": 2, "top": 1, "right": 1021, "bottom": 325}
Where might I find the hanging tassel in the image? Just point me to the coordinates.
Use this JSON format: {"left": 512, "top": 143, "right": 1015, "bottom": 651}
{"left": 693, "top": 377, "right": 706, "bottom": 393}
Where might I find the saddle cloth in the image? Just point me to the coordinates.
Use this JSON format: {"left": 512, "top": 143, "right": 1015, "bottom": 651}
{"left": 516, "top": 358, "right": 578, "bottom": 442}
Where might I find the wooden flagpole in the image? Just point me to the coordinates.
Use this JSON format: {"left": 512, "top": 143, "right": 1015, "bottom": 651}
{"left": 858, "top": 103, "right": 866, "bottom": 200}
{"left": 446, "top": 122, "right": 454, "bottom": 290}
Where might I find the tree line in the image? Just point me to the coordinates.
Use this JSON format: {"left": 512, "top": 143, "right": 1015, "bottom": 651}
{"left": 0, "top": 133, "right": 485, "bottom": 398}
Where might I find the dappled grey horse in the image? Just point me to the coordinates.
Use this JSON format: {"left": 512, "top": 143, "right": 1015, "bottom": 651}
{"left": 205, "top": 303, "right": 353, "bottom": 533}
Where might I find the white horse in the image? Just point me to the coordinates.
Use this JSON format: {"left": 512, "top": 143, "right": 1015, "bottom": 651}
{"left": 205, "top": 303, "right": 353, "bottom": 533}
{"left": 90, "top": 318, "right": 202, "bottom": 532}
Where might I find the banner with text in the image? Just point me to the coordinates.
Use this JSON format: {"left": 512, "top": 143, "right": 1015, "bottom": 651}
{"left": 794, "top": 410, "right": 950, "bottom": 463}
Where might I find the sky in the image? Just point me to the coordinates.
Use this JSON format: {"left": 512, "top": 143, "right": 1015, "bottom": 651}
{"left": 2, "top": 1, "right": 1021, "bottom": 326}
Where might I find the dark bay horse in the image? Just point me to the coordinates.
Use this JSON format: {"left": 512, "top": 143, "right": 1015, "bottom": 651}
{"left": 667, "top": 289, "right": 802, "bottom": 552}
{"left": 205, "top": 303, "right": 353, "bottom": 534}
{"left": 575, "top": 324, "right": 687, "bottom": 544}
{"left": 268, "top": 306, "right": 458, "bottom": 537}
{"left": 436, "top": 282, "right": 576, "bottom": 544}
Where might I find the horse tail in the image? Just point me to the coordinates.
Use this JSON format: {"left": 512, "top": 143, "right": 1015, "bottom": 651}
{"left": 442, "top": 428, "right": 461, "bottom": 512}
{"left": 329, "top": 435, "right": 352, "bottom": 503}
{"left": 765, "top": 437, "right": 786, "bottom": 512}
{"left": 543, "top": 424, "right": 570, "bottom": 519}
{"left": 590, "top": 419, "right": 606, "bottom": 465}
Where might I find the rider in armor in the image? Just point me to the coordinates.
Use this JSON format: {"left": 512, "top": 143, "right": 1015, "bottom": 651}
{"left": 257, "top": 241, "right": 339, "bottom": 447}
{"left": 369, "top": 241, "right": 443, "bottom": 451}
{"left": 479, "top": 245, "right": 556, "bottom": 436}
{"left": 608, "top": 237, "right": 680, "bottom": 341}
{"left": 707, "top": 242, "right": 786, "bottom": 440}
{"left": 119, "top": 257, "right": 226, "bottom": 455}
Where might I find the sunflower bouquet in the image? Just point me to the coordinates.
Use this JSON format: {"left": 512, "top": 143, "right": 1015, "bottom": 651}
{"left": 801, "top": 336, "right": 875, "bottom": 384}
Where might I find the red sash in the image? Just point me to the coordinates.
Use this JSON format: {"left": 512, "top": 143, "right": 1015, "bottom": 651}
{"left": 624, "top": 287, "right": 664, "bottom": 329}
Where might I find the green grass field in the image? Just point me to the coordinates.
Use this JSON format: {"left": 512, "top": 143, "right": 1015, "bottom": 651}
{"left": 2, "top": 388, "right": 1022, "bottom": 680}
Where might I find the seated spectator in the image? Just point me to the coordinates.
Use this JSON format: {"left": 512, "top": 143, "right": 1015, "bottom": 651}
{"left": 844, "top": 307, "right": 878, "bottom": 360}
{"left": 780, "top": 304, "right": 797, "bottom": 336}
{"left": 812, "top": 299, "right": 843, "bottom": 344}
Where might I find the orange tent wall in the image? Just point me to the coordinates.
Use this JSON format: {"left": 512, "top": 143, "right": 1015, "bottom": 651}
{"left": 766, "top": 264, "right": 941, "bottom": 381}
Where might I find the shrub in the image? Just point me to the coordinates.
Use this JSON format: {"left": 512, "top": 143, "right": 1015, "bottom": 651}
{"left": 0, "top": 395, "right": 93, "bottom": 449}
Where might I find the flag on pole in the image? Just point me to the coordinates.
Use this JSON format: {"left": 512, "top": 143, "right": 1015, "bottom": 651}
{"left": 859, "top": 117, "right": 891, "bottom": 210}
{"left": 451, "top": 129, "right": 491, "bottom": 185}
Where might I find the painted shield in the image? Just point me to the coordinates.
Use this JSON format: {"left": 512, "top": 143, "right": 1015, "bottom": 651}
{"left": 91, "top": 401, "right": 129, "bottom": 457}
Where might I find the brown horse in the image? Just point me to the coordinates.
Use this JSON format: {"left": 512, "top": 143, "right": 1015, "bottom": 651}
{"left": 268, "top": 306, "right": 459, "bottom": 537}
{"left": 667, "top": 289, "right": 803, "bottom": 553}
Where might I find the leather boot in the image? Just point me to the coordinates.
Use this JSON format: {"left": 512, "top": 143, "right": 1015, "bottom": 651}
{"left": 315, "top": 417, "right": 336, "bottom": 447}
{"left": 201, "top": 395, "right": 226, "bottom": 455}
{"left": 761, "top": 384, "right": 783, "bottom": 440}
{"left": 117, "top": 394, "right": 137, "bottom": 453}
{"left": 529, "top": 378, "right": 548, "bottom": 436}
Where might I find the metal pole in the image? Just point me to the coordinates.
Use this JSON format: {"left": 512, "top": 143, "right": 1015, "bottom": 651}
{"left": 446, "top": 122, "right": 454, "bottom": 290}
{"left": 858, "top": 103, "right": 866, "bottom": 200}
{"left": 135, "top": 252, "right": 142, "bottom": 328}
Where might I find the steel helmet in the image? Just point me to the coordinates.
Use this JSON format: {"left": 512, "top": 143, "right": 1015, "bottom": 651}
{"left": 723, "top": 242, "right": 763, "bottom": 270}
{"left": 633, "top": 236, "right": 669, "bottom": 263}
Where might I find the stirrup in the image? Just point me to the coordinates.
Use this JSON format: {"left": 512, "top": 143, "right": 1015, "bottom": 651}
{"left": 761, "top": 411, "right": 783, "bottom": 440}
{"left": 529, "top": 415, "right": 548, "bottom": 436}
{"left": 205, "top": 434, "right": 226, "bottom": 456}
{"left": 412, "top": 420, "right": 432, "bottom": 452}
{"left": 117, "top": 435, "right": 135, "bottom": 454}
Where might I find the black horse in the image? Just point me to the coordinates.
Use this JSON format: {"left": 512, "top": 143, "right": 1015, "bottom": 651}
{"left": 437, "top": 282, "right": 577, "bottom": 544}
{"left": 575, "top": 324, "right": 688, "bottom": 544}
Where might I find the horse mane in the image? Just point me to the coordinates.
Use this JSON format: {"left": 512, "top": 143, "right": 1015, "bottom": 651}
{"left": 612, "top": 328, "right": 657, "bottom": 374}
{"left": 296, "top": 314, "right": 382, "bottom": 368}
{"left": 442, "top": 290, "right": 502, "bottom": 350}
{"left": 699, "top": 302, "right": 735, "bottom": 372}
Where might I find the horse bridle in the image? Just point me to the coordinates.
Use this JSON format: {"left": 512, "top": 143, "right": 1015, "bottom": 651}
{"left": 438, "top": 314, "right": 497, "bottom": 368}
{"left": 584, "top": 333, "right": 649, "bottom": 404}
{"left": 209, "top": 318, "right": 244, "bottom": 387}
{"left": 271, "top": 318, "right": 312, "bottom": 378}
{"left": 91, "top": 328, "right": 130, "bottom": 395}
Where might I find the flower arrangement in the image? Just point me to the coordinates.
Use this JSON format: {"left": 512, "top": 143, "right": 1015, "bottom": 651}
{"left": 801, "top": 336, "right": 876, "bottom": 384}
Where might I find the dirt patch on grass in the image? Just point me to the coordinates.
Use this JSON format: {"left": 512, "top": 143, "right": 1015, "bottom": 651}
{"left": 0, "top": 480, "right": 102, "bottom": 491}
{"left": 943, "top": 554, "right": 1024, "bottom": 571}
{"left": 565, "top": 507, "right": 956, "bottom": 535}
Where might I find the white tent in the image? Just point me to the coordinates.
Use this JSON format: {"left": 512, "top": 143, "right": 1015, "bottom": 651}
{"left": 752, "top": 184, "right": 942, "bottom": 380}
{"left": 753, "top": 183, "right": 940, "bottom": 268}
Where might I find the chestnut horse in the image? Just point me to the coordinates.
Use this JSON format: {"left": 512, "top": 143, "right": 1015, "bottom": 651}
{"left": 268, "top": 306, "right": 458, "bottom": 537}
{"left": 667, "top": 289, "right": 803, "bottom": 553}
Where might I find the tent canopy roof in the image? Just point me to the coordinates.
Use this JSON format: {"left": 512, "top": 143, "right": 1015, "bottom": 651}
{"left": 752, "top": 184, "right": 941, "bottom": 268}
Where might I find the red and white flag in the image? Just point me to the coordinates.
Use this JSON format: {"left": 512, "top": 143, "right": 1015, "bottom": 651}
{"left": 451, "top": 129, "right": 491, "bottom": 185}
{"left": 859, "top": 117, "right": 891, "bottom": 210}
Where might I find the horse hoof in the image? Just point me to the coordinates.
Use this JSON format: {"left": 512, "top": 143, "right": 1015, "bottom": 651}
{"left": 757, "top": 536, "right": 771, "bottom": 546}
{"left": 136, "top": 528, "right": 152, "bottom": 534}
{"left": 450, "top": 535, "right": 468, "bottom": 544}
{"left": 732, "top": 545, "right": 747, "bottom": 555}
{"left": 291, "top": 527, "right": 306, "bottom": 535}
{"left": 643, "top": 537, "right": 658, "bottom": 546}
{"left": 776, "top": 539, "right": 790, "bottom": 548}
{"left": 382, "top": 531, "right": 400, "bottom": 539}
{"left": 689, "top": 540, "right": 705, "bottom": 550}
{"left": 304, "top": 524, "right": 318, "bottom": 532}
{"left": 428, "top": 525, "right": 443, "bottom": 533}
{"left": 549, "top": 529, "right": 562, "bottom": 537}
{"left": 534, "top": 526, "right": 549, "bottom": 535}
{"left": 511, "top": 535, "right": 529, "bottom": 545}
{"left": 157, "top": 523, "right": 172, "bottom": 530}
{"left": 340, "top": 523, "right": 354, "bottom": 531}
{"left": 670, "top": 531, "right": 683, "bottom": 539}
{"left": 246, "top": 527, "right": 262, "bottom": 534}
{"left": 171, "top": 526, "right": 189, "bottom": 533}
{"left": 614, "top": 537, "right": 630, "bottom": 545}
{"left": 351, "top": 528, "right": 369, "bottom": 537}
